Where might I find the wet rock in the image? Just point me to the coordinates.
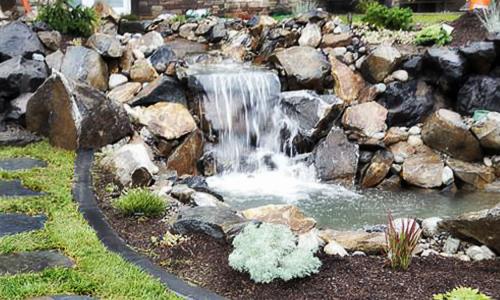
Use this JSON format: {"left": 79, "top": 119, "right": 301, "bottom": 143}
{"left": 0, "top": 250, "right": 74, "bottom": 275}
{"left": 446, "top": 158, "right": 495, "bottom": 189}
{"left": 101, "top": 142, "right": 158, "bottom": 187}
{"left": 361, "top": 150, "right": 394, "bottom": 188}
{"left": 459, "top": 41, "right": 496, "bottom": 74}
{"left": 342, "top": 102, "right": 387, "bottom": 137}
{"left": 131, "top": 75, "right": 186, "bottom": 106}
{"left": 402, "top": 153, "right": 444, "bottom": 188}
{"left": 86, "top": 33, "right": 122, "bottom": 58}
{"left": 330, "top": 56, "right": 366, "bottom": 104}
{"left": 466, "top": 245, "right": 496, "bottom": 261}
{"left": 360, "top": 45, "right": 402, "bottom": 83}
{"left": 173, "top": 206, "right": 247, "bottom": 239}
{"left": 378, "top": 80, "right": 437, "bottom": 127}
{"left": 107, "top": 82, "right": 141, "bottom": 103}
{"left": 166, "top": 130, "right": 203, "bottom": 176}
{"left": 60, "top": 46, "right": 109, "bottom": 91}
{"left": 37, "top": 30, "right": 61, "bottom": 51}
{"left": 421, "top": 217, "right": 442, "bottom": 237}
{"left": 421, "top": 109, "right": 482, "bottom": 162}
{"left": 319, "top": 229, "right": 386, "bottom": 254}
{"left": 321, "top": 33, "right": 352, "bottom": 48}
{"left": 149, "top": 45, "right": 176, "bottom": 73}
{"left": 471, "top": 111, "right": 500, "bottom": 150}
{"left": 241, "top": 204, "right": 316, "bottom": 234}
{"left": 383, "top": 127, "right": 409, "bottom": 145}
{"left": 45, "top": 50, "right": 64, "bottom": 71}
{"left": 440, "top": 203, "right": 500, "bottom": 254}
{"left": 0, "top": 22, "right": 44, "bottom": 62}
{"left": 137, "top": 102, "right": 196, "bottom": 140}
{"left": 312, "top": 127, "right": 359, "bottom": 183}
{"left": 26, "top": 72, "right": 132, "bottom": 150}
{"left": 270, "top": 46, "right": 331, "bottom": 90}
{"left": 422, "top": 47, "right": 465, "bottom": 94}
{"left": 130, "top": 59, "right": 158, "bottom": 83}
{"left": 324, "top": 241, "right": 348, "bottom": 257}
{"left": 457, "top": 76, "right": 500, "bottom": 115}
{"left": 298, "top": 23, "right": 321, "bottom": 48}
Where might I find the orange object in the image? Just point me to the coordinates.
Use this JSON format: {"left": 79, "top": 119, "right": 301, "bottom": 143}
{"left": 21, "top": 0, "right": 32, "bottom": 14}
{"left": 470, "top": 0, "right": 491, "bottom": 10}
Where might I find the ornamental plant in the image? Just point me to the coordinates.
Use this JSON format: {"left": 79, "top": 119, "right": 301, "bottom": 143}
{"left": 415, "top": 24, "right": 452, "bottom": 46}
{"left": 229, "top": 223, "right": 322, "bottom": 283}
{"left": 479, "top": 0, "right": 500, "bottom": 34}
{"left": 433, "top": 287, "right": 492, "bottom": 300}
{"left": 113, "top": 188, "right": 167, "bottom": 217}
{"left": 362, "top": 2, "right": 413, "bottom": 31}
{"left": 37, "top": 0, "right": 99, "bottom": 37}
{"left": 385, "top": 212, "right": 422, "bottom": 270}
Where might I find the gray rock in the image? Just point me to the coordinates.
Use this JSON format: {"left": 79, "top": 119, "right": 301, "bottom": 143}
{"left": 443, "top": 236, "right": 460, "bottom": 254}
{"left": 0, "top": 180, "right": 43, "bottom": 197}
{"left": 149, "top": 45, "right": 176, "bottom": 73}
{"left": 45, "top": 50, "right": 64, "bottom": 71}
{"left": 466, "top": 245, "right": 496, "bottom": 261}
{"left": 298, "top": 23, "right": 321, "bottom": 48}
{"left": 0, "top": 250, "right": 74, "bottom": 275}
{"left": 0, "top": 158, "right": 46, "bottom": 171}
{"left": 0, "top": 214, "right": 46, "bottom": 237}
{"left": 86, "top": 33, "right": 123, "bottom": 58}
{"left": 457, "top": 76, "right": 500, "bottom": 115}
{"left": 0, "top": 124, "right": 40, "bottom": 146}
{"left": 324, "top": 241, "right": 348, "bottom": 257}
{"left": 37, "top": 30, "right": 62, "bottom": 51}
{"left": 421, "top": 217, "right": 442, "bottom": 237}
{"left": 131, "top": 75, "right": 186, "bottom": 106}
{"left": 423, "top": 48, "right": 465, "bottom": 94}
{"left": 471, "top": 111, "right": 500, "bottom": 150}
{"left": 0, "top": 22, "right": 44, "bottom": 62}
{"left": 60, "top": 46, "right": 109, "bottom": 91}
{"left": 459, "top": 41, "right": 496, "bottom": 74}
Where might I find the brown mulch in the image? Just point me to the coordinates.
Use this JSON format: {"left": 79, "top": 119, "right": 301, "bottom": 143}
{"left": 449, "top": 11, "right": 489, "bottom": 46}
{"left": 94, "top": 167, "right": 500, "bottom": 300}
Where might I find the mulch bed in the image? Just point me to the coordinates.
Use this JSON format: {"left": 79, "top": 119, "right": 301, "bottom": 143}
{"left": 93, "top": 167, "right": 500, "bottom": 300}
{"left": 449, "top": 11, "right": 489, "bottom": 46}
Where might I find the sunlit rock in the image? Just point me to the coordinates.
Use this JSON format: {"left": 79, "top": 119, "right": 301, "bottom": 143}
{"left": 241, "top": 204, "right": 316, "bottom": 234}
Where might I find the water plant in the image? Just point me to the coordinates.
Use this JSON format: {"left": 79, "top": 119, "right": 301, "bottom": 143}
{"left": 113, "top": 188, "right": 167, "bottom": 217}
{"left": 229, "top": 223, "right": 321, "bottom": 283}
{"left": 478, "top": 0, "right": 500, "bottom": 34}
{"left": 415, "top": 24, "right": 453, "bottom": 46}
{"left": 385, "top": 212, "right": 422, "bottom": 270}
{"left": 362, "top": 2, "right": 413, "bottom": 31}
{"left": 433, "top": 287, "right": 492, "bottom": 300}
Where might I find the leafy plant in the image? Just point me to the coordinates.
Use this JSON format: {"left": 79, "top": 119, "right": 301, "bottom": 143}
{"left": 229, "top": 223, "right": 321, "bottom": 283}
{"left": 479, "top": 0, "right": 500, "bottom": 34}
{"left": 362, "top": 2, "right": 413, "bottom": 31}
{"left": 356, "top": 0, "right": 377, "bottom": 13}
{"left": 37, "top": 0, "right": 99, "bottom": 37}
{"left": 385, "top": 212, "right": 422, "bottom": 270}
{"left": 171, "top": 14, "right": 187, "bottom": 23}
{"left": 113, "top": 188, "right": 167, "bottom": 217}
{"left": 292, "top": 0, "right": 319, "bottom": 16}
{"left": 415, "top": 24, "right": 452, "bottom": 46}
{"left": 433, "top": 287, "right": 492, "bottom": 300}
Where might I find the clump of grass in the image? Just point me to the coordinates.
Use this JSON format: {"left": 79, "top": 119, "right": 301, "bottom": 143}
{"left": 113, "top": 188, "right": 167, "bottom": 217}
{"left": 385, "top": 212, "right": 422, "bottom": 271}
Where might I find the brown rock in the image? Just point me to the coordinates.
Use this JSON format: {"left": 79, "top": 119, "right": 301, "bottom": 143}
{"left": 384, "top": 127, "right": 409, "bottom": 145}
{"left": 120, "top": 46, "right": 134, "bottom": 73}
{"left": 130, "top": 59, "right": 158, "bottom": 83}
{"left": 422, "top": 109, "right": 482, "bottom": 162}
{"left": 37, "top": 30, "right": 61, "bottom": 51}
{"left": 402, "top": 152, "right": 444, "bottom": 188}
{"left": 241, "top": 204, "right": 316, "bottom": 234}
{"left": 471, "top": 111, "right": 500, "bottom": 151}
{"left": 321, "top": 33, "right": 352, "bottom": 48}
{"left": 361, "top": 150, "right": 394, "bottom": 188}
{"left": 166, "top": 129, "right": 203, "bottom": 175}
{"left": 360, "top": 45, "right": 402, "bottom": 83}
{"left": 342, "top": 101, "right": 387, "bottom": 137}
{"left": 319, "top": 229, "right": 386, "bottom": 254}
{"left": 60, "top": 46, "right": 109, "bottom": 91}
{"left": 107, "top": 82, "right": 142, "bottom": 103}
{"left": 138, "top": 102, "right": 196, "bottom": 140}
{"left": 330, "top": 57, "right": 366, "bottom": 104}
{"left": 446, "top": 158, "right": 496, "bottom": 189}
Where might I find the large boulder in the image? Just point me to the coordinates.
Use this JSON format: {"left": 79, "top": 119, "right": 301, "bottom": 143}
{"left": 298, "top": 23, "right": 321, "bottom": 48}
{"left": 402, "top": 152, "right": 444, "bottom": 188}
{"left": 421, "top": 109, "right": 482, "bottom": 162}
{"left": 137, "top": 102, "right": 196, "bottom": 140}
{"left": 439, "top": 203, "right": 500, "bottom": 254}
{"left": 60, "top": 46, "right": 109, "bottom": 91}
{"left": 0, "top": 22, "right": 44, "bottom": 62}
{"left": 86, "top": 33, "right": 123, "bottom": 58}
{"left": 26, "top": 72, "right": 132, "bottom": 150}
{"left": 270, "top": 46, "right": 331, "bottom": 90}
{"left": 319, "top": 229, "right": 386, "bottom": 254}
{"left": 471, "top": 111, "right": 500, "bottom": 151}
{"left": 241, "top": 204, "right": 316, "bottom": 234}
{"left": 279, "top": 90, "right": 343, "bottom": 153}
{"left": 378, "top": 80, "right": 439, "bottom": 127}
{"left": 422, "top": 47, "right": 465, "bottom": 94}
{"left": 342, "top": 101, "right": 387, "bottom": 137}
{"left": 330, "top": 56, "right": 366, "bottom": 104}
{"left": 457, "top": 76, "right": 500, "bottom": 115}
{"left": 361, "top": 150, "right": 394, "bottom": 188}
{"left": 166, "top": 129, "right": 203, "bottom": 175}
{"left": 131, "top": 75, "right": 187, "bottom": 107}
{"left": 312, "top": 127, "right": 359, "bottom": 183}
{"left": 459, "top": 41, "right": 496, "bottom": 74}
{"left": 360, "top": 45, "right": 402, "bottom": 83}
{"left": 446, "top": 158, "right": 496, "bottom": 189}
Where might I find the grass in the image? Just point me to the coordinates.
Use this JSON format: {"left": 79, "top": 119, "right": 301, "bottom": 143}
{"left": 113, "top": 188, "right": 168, "bottom": 217}
{"left": 340, "top": 12, "right": 462, "bottom": 26}
{"left": 0, "top": 142, "right": 178, "bottom": 300}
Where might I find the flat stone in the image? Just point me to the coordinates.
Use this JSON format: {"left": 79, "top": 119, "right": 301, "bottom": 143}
{"left": 241, "top": 204, "right": 316, "bottom": 234}
{"left": 0, "top": 158, "right": 46, "bottom": 171}
{"left": 0, "top": 250, "right": 74, "bottom": 275}
{"left": 0, "top": 180, "right": 42, "bottom": 197}
{"left": 0, "top": 213, "right": 46, "bottom": 237}
{"left": 319, "top": 229, "right": 385, "bottom": 254}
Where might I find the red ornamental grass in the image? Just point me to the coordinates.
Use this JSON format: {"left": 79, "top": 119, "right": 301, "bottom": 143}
{"left": 385, "top": 211, "right": 422, "bottom": 271}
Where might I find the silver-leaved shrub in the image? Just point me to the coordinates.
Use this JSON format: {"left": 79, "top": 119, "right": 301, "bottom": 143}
{"left": 228, "top": 223, "right": 322, "bottom": 283}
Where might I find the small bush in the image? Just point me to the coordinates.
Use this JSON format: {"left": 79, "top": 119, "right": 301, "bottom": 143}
{"left": 229, "top": 223, "right": 321, "bottom": 283}
{"left": 37, "top": 0, "right": 99, "bottom": 37}
{"left": 479, "top": 0, "right": 500, "bottom": 34}
{"left": 113, "top": 188, "right": 167, "bottom": 217}
{"left": 385, "top": 212, "right": 421, "bottom": 270}
{"left": 356, "top": 0, "right": 377, "bottom": 13}
{"left": 415, "top": 24, "right": 452, "bottom": 46}
{"left": 362, "top": 2, "right": 413, "bottom": 31}
{"left": 433, "top": 287, "right": 492, "bottom": 300}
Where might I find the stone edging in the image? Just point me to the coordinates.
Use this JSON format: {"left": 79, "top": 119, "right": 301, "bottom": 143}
{"left": 73, "top": 149, "right": 225, "bottom": 300}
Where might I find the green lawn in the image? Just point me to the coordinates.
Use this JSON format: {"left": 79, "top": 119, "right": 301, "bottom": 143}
{"left": 0, "top": 142, "right": 178, "bottom": 300}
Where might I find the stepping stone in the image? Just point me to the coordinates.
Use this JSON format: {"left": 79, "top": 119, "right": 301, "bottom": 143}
{"left": 0, "top": 180, "right": 42, "bottom": 197}
{"left": 28, "top": 296, "right": 95, "bottom": 300}
{"left": 0, "top": 213, "right": 47, "bottom": 237}
{"left": 0, "top": 250, "right": 74, "bottom": 275}
{"left": 0, "top": 158, "right": 47, "bottom": 171}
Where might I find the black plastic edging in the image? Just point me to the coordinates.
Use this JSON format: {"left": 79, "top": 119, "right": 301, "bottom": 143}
{"left": 73, "top": 149, "right": 225, "bottom": 300}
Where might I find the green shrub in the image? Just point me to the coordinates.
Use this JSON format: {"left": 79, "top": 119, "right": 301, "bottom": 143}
{"left": 385, "top": 212, "right": 421, "bottom": 270}
{"left": 228, "top": 223, "right": 321, "bottom": 283}
{"left": 113, "top": 188, "right": 167, "bottom": 217}
{"left": 362, "top": 2, "right": 413, "bottom": 31}
{"left": 37, "top": 0, "right": 99, "bottom": 37}
{"left": 433, "top": 287, "right": 492, "bottom": 300}
{"left": 415, "top": 24, "right": 452, "bottom": 46}
{"left": 356, "top": 0, "right": 377, "bottom": 13}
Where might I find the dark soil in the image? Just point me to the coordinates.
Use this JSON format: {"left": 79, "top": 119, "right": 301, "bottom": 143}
{"left": 93, "top": 167, "right": 500, "bottom": 300}
{"left": 449, "top": 11, "right": 489, "bottom": 46}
